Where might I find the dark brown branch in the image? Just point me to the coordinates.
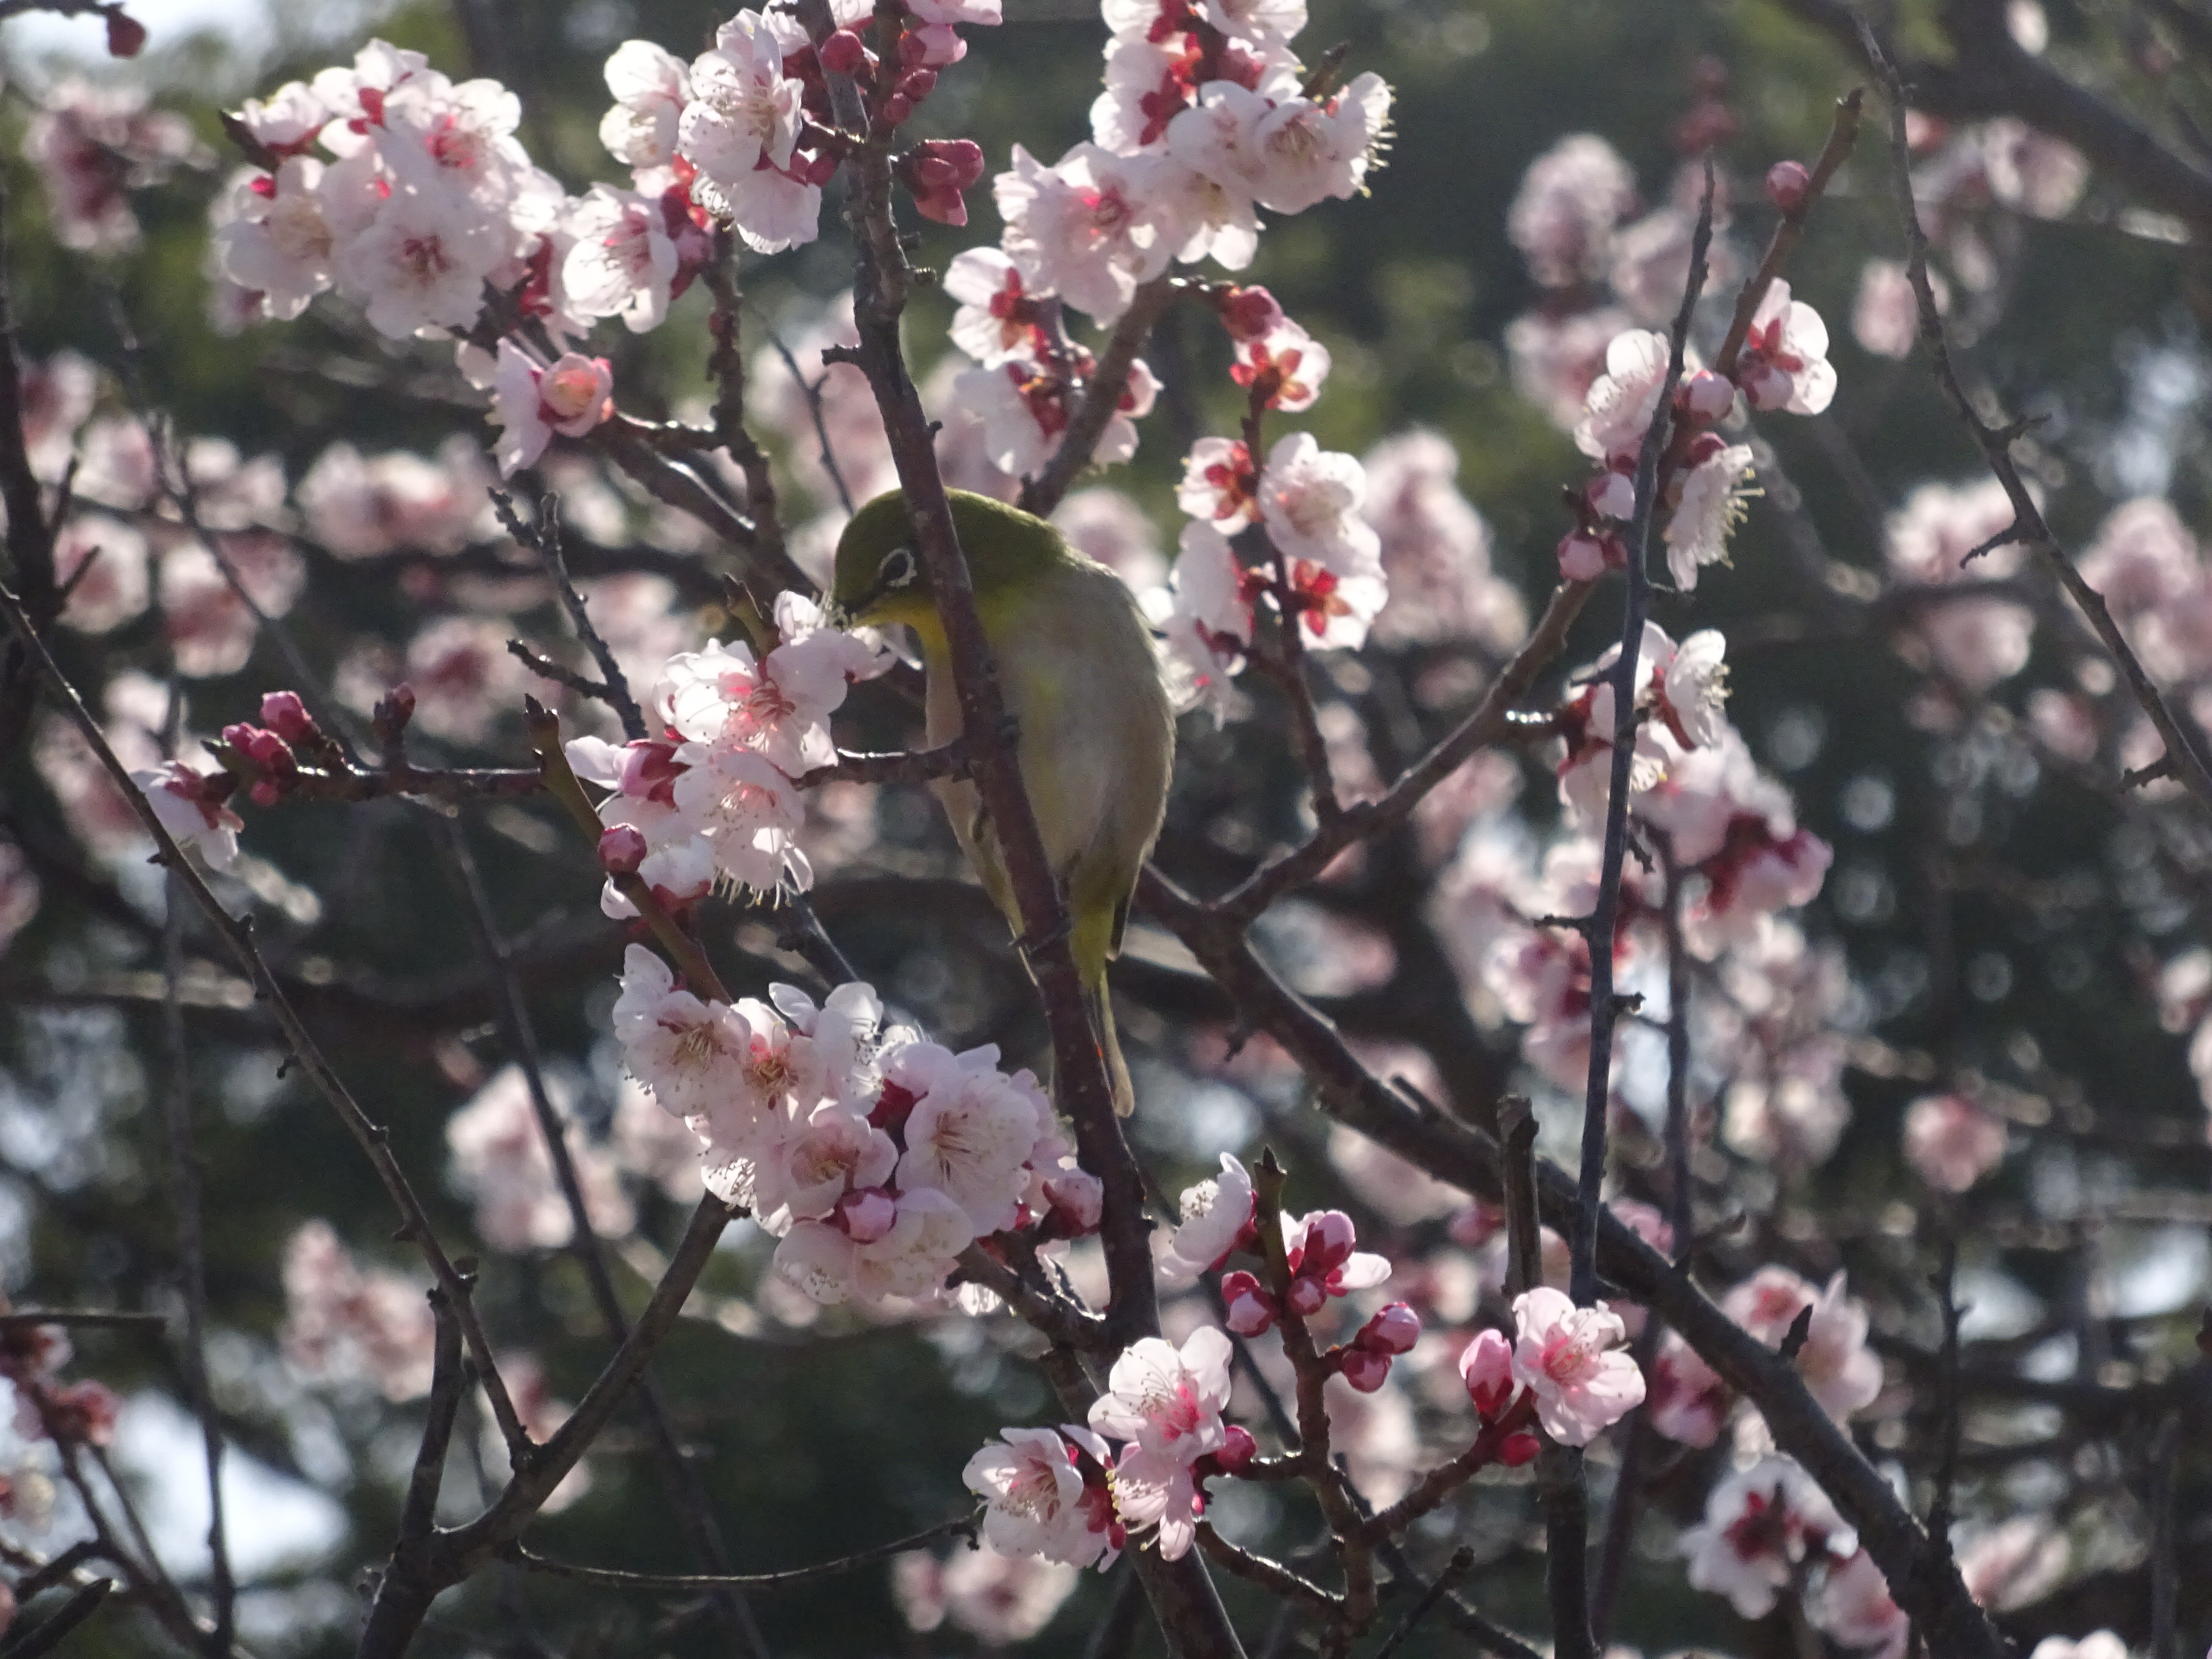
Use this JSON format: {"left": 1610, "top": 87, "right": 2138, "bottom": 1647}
{"left": 267, "top": 761, "right": 545, "bottom": 804}
{"left": 1193, "top": 1524, "right": 1340, "bottom": 1615}
{"left": 1714, "top": 90, "right": 1865, "bottom": 375}
{"left": 1211, "top": 577, "right": 1595, "bottom": 925}
{"left": 0, "top": 1310, "right": 164, "bottom": 1331}
{"left": 793, "top": 739, "right": 973, "bottom": 791}
{"left": 397, "top": 1290, "right": 466, "bottom": 1543}
{"left": 492, "top": 488, "right": 646, "bottom": 740}
{"left": 497, "top": 1509, "right": 980, "bottom": 1594}
{"left": 1, "top": 1577, "right": 114, "bottom": 1659}
{"left": 1018, "top": 276, "right": 1178, "bottom": 518}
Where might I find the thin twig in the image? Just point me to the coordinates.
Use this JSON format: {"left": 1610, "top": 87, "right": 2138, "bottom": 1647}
{"left": 1570, "top": 163, "right": 1711, "bottom": 1310}
{"left": 397, "top": 1289, "right": 465, "bottom": 1542}
{"left": 497, "top": 1509, "right": 980, "bottom": 1594}
{"left": 1862, "top": 21, "right": 2212, "bottom": 819}
{"left": 158, "top": 870, "right": 235, "bottom": 1655}
{"left": 1370, "top": 1547, "right": 1475, "bottom": 1659}
{"left": 1194, "top": 1523, "right": 1341, "bottom": 1616}
{"left": 1714, "top": 89, "right": 1865, "bottom": 374}
{"left": 1018, "top": 276, "right": 1178, "bottom": 517}
{"left": 494, "top": 489, "right": 648, "bottom": 739}
{"left": 792, "top": 739, "right": 973, "bottom": 791}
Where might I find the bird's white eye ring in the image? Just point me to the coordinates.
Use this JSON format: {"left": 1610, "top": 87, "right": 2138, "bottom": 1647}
{"left": 879, "top": 546, "right": 917, "bottom": 588}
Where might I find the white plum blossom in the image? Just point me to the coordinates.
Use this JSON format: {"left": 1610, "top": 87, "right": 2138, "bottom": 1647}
{"left": 1150, "top": 519, "right": 1255, "bottom": 719}
{"left": 213, "top": 157, "right": 335, "bottom": 321}
{"left": 562, "top": 185, "right": 680, "bottom": 332}
{"left": 962, "top": 1427, "right": 1117, "bottom": 1567}
{"left": 1165, "top": 78, "right": 1390, "bottom": 217}
{"left": 668, "top": 742, "right": 811, "bottom": 896}
{"left": 679, "top": 14, "right": 821, "bottom": 252}
{"left": 133, "top": 763, "right": 241, "bottom": 869}
{"left": 944, "top": 248, "right": 1042, "bottom": 366}
{"left": 895, "top": 1044, "right": 1050, "bottom": 1235}
{"left": 1178, "top": 437, "right": 1258, "bottom": 528}
{"left": 1574, "top": 329, "right": 1672, "bottom": 463}
{"left": 1736, "top": 279, "right": 1837, "bottom": 415}
{"left": 1682, "top": 1454, "right": 1858, "bottom": 1619}
{"left": 1159, "top": 1152, "right": 1256, "bottom": 1282}
{"left": 1199, "top": 0, "right": 1305, "bottom": 46}
{"left": 336, "top": 185, "right": 503, "bottom": 338}
{"left": 600, "top": 40, "right": 692, "bottom": 169}
{"left": 1256, "top": 432, "right": 1379, "bottom": 574}
{"left": 1087, "top": 1326, "right": 1233, "bottom": 1463}
{"left": 996, "top": 144, "right": 1183, "bottom": 323}
{"left": 1664, "top": 438, "right": 1755, "bottom": 590}
{"left": 610, "top": 944, "right": 749, "bottom": 1123}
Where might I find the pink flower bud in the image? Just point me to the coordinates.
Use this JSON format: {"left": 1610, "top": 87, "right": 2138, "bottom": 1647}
{"left": 1458, "top": 1327, "right": 1517, "bottom": 1419}
{"left": 1558, "top": 531, "right": 1608, "bottom": 582}
{"left": 1585, "top": 471, "right": 1636, "bottom": 521}
{"left": 837, "top": 1187, "right": 897, "bottom": 1242}
{"left": 1218, "top": 1423, "right": 1256, "bottom": 1472}
{"left": 221, "top": 722, "right": 294, "bottom": 774}
{"left": 899, "top": 67, "right": 937, "bottom": 100}
{"left": 1042, "top": 1172, "right": 1103, "bottom": 1233}
{"left": 820, "top": 27, "right": 870, "bottom": 76}
{"left": 1287, "top": 1274, "right": 1328, "bottom": 1318}
{"left": 1765, "top": 159, "right": 1812, "bottom": 213}
{"left": 598, "top": 824, "right": 648, "bottom": 875}
{"left": 1678, "top": 368, "right": 1735, "bottom": 422}
{"left": 1292, "top": 1210, "right": 1356, "bottom": 1276}
{"left": 259, "top": 690, "right": 317, "bottom": 743}
{"left": 250, "top": 779, "right": 282, "bottom": 808}
{"left": 878, "top": 92, "right": 914, "bottom": 128}
{"left": 1338, "top": 1346, "right": 1392, "bottom": 1393}
{"left": 1221, "top": 1270, "right": 1278, "bottom": 1336}
{"left": 1218, "top": 285, "right": 1284, "bottom": 344}
{"left": 1498, "top": 1432, "right": 1541, "bottom": 1466}
{"left": 1358, "top": 1302, "right": 1421, "bottom": 1356}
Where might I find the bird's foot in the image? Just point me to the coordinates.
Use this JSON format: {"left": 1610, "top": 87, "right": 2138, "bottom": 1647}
{"left": 1016, "top": 911, "right": 1073, "bottom": 965}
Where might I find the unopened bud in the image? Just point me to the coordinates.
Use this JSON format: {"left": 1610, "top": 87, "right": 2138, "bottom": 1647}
{"left": 259, "top": 689, "right": 317, "bottom": 743}
{"left": 820, "top": 27, "right": 870, "bottom": 76}
{"left": 1287, "top": 1274, "right": 1329, "bottom": 1318}
{"left": 103, "top": 6, "right": 147, "bottom": 56}
{"left": 1498, "top": 1431, "right": 1541, "bottom": 1467}
{"left": 1218, "top": 284, "right": 1284, "bottom": 343}
{"left": 1765, "top": 158, "right": 1812, "bottom": 213}
{"left": 797, "top": 149, "right": 843, "bottom": 188}
{"left": 374, "top": 683, "right": 416, "bottom": 732}
{"left": 837, "top": 1186, "right": 897, "bottom": 1242}
{"left": 1221, "top": 1270, "right": 1278, "bottom": 1336}
{"left": 1338, "top": 1346, "right": 1392, "bottom": 1393}
{"left": 877, "top": 92, "right": 914, "bottom": 128}
{"left": 598, "top": 824, "right": 648, "bottom": 875}
{"left": 1677, "top": 367, "right": 1735, "bottom": 423}
{"left": 1458, "top": 1327, "right": 1517, "bottom": 1419}
{"left": 899, "top": 67, "right": 937, "bottom": 100}
{"left": 1213, "top": 1423, "right": 1256, "bottom": 1475}
{"left": 1357, "top": 1302, "right": 1421, "bottom": 1356}
{"left": 1585, "top": 471, "right": 1636, "bottom": 521}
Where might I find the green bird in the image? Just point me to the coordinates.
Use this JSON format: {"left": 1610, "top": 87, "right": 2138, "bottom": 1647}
{"left": 831, "top": 488, "right": 1175, "bottom": 1116}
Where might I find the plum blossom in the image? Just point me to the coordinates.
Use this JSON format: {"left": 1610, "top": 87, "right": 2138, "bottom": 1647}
{"left": 1165, "top": 77, "right": 1391, "bottom": 216}
{"left": 1509, "top": 133, "right": 1638, "bottom": 289}
{"left": 213, "top": 157, "right": 335, "bottom": 321}
{"left": 894, "top": 1545, "right": 1081, "bottom": 1644}
{"left": 563, "top": 185, "right": 682, "bottom": 332}
{"left": 963, "top": 1426, "right": 1118, "bottom": 1567}
{"left": 611, "top": 944, "right": 751, "bottom": 1123}
{"left": 1664, "top": 437, "right": 1755, "bottom": 591}
{"left": 996, "top": 144, "right": 1182, "bottom": 323}
{"left": 1903, "top": 1092, "right": 2008, "bottom": 1191}
{"left": 1178, "top": 437, "right": 1259, "bottom": 529}
{"left": 1735, "top": 279, "right": 1836, "bottom": 414}
{"left": 1256, "top": 432, "right": 1379, "bottom": 574}
{"left": 1150, "top": 520, "right": 1254, "bottom": 719}
{"left": 337, "top": 185, "right": 505, "bottom": 338}
{"left": 488, "top": 342, "right": 614, "bottom": 475}
{"left": 1509, "top": 1287, "right": 1644, "bottom": 1446}
{"left": 445, "top": 1066, "right": 634, "bottom": 1252}
{"left": 944, "top": 248, "right": 1048, "bottom": 365}
{"left": 1088, "top": 1326, "right": 1233, "bottom": 1463}
{"left": 1811, "top": 1550, "right": 1911, "bottom": 1659}
{"left": 1232, "top": 318, "right": 1331, "bottom": 411}
{"left": 1723, "top": 1267, "right": 1882, "bottom": 1425}
{"left": 1159, "top": 1152, "right": 1256, "bottom": 1281}
{"left": 895, "top": 1045, "right": 1050, "bottom": 1235}
{"left": 1682, "top": 1454, "right": 1857, "bottom": 1619}
{"left": 679, "top": 14, "right": 821, "bottom": 252}
{"left": 1574, "top": 329, "right": 1672, "bottom": 463}
{"left": 600, "top": 40, "right": 692, "bottom": 169}
{"left": 280, "top": 1221, "right": 436, "bottom": 1402}
{"left": 133, "top": 763, "right": 242, "bottom": 870}
{"left": 669, "top": 740, "right": 811, "bottom": 896}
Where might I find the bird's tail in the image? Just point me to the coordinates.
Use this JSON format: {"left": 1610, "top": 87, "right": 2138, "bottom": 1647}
{"left": 1084, "top": 974, "right": 1136, "bottom": 1117}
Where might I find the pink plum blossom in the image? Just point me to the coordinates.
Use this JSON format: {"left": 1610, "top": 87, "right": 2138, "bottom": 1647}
{"left": 1735, "top": 279, "right": 1836, "bottom": 414}
{"left": 1903, "top": 1093, "right": 2008, "bottom": 1191}
{"left": 1681, "top": 1454, "right": 1857, "bottom": 1618}
{"left": 1087, "top": 1325, "right": 1233, "bottom": 1463}
{"left": 600, "top": 40, "right": 692, "bottom": 169}
{"left": 1509, "top": 1287, "right": 1645, "bottom": 1447}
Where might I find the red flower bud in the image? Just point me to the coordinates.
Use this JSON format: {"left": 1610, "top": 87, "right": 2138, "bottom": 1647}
{"left": 899, "top": 67, "right": 937, "bottom": 101}
{"left": 1287, "top": 1275, "right": 1328, "bottom": 1318}
{"left": 1338, "top": 1346, "right": 1392, "bottom": 1393}
{"left": 1357, "top": 1302, "right": 1421, "bottom": 1356}
{"left": 1218, "top": 285, "right": 1284, "bottom": 343}
{"left": 259, "top": 689, "right": 317, "bottom": 744}
{"left": 598, "top": 824, "right": 648, "bottom": 875}
{"left": 820, "top": 27, "right": 870, "bottom": 76}
{"left": 103, "top": 7, "right": 147, "bottom": 57}
{"left": 1213, "top": 1423, "right": 1256, "bottom": 1475}
{"left": 1765, "top": 158, "right": 1812, "bottom": 213}
{"left": 878, "top": 92, "right": 914, "bottom": 128}
{"left": 1498, "top": 1432, "right": 1541, "bottom": 1467}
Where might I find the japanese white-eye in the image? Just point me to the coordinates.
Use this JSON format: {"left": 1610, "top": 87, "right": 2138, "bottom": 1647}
{"left": 831, "top": 489, "right": 1175, "bottom": 1115}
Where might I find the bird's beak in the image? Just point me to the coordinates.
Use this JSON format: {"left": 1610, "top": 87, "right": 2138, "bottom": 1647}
{"left": 824, "top": 599, "right": 853, "bottom": 631}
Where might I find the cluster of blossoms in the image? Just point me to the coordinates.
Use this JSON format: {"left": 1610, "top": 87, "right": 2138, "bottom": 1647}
{"left": 567, "top": 591, "right": 888, "bottom": 908}
{"left": 22, "top": 69, "right": 196, "bottom": 256}
{"left": 0, "top": 1303, "right": 119, "bottom": 1459}
{"left": 612, "top": 948, "right": 1099, "bottom": 1307}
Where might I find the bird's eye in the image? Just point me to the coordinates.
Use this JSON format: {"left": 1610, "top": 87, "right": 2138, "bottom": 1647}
{"left": 879, "top": 546, "right": 917, "bottom": 589}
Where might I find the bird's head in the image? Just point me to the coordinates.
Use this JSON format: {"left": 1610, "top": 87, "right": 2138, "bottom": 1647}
{"left": 829, "top": 489, "right": 1065, "bottom": 639}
